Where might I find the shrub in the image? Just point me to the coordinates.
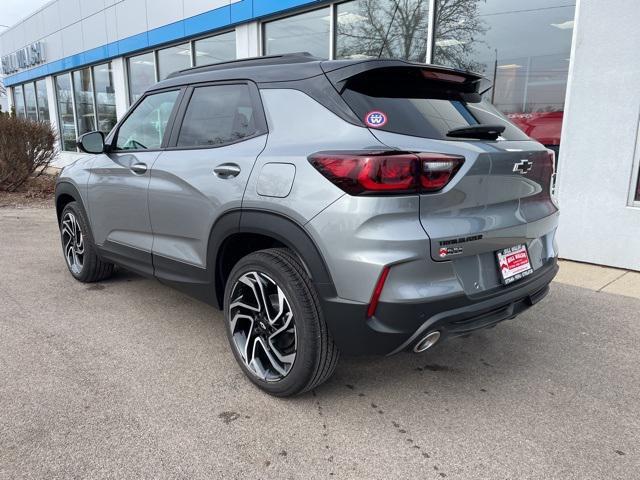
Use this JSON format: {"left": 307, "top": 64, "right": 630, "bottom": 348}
{"left": 0, "top": 115, "right": 57, "bottom": 192}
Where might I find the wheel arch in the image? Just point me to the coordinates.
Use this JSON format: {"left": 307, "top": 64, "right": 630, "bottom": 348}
{"left": 55, "top": 182, "right": 84, "bottom": 224}
{"left": 209, "top": 209, "right": 337, "bottom": 310}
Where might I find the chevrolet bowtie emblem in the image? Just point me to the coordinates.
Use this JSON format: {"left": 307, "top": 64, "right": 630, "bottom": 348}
{"left": 513, "top": 159, "right": 534, "bottom": 174}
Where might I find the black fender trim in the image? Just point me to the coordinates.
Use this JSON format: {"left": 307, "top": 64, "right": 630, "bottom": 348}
{"left": 207, "top": 209, "right": 338, "bottom": 310}
{"left": 54, "top": 181, "right": 84, "bottom": 222}
{"left": 238, "top": 210, "right": 335, "bottom": 288}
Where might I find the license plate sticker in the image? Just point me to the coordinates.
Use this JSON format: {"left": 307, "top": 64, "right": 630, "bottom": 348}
{"left": 496, "top": 244, "right": 534, "bottom": 285}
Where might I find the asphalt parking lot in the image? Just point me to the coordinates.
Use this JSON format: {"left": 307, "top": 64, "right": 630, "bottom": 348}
{"left": 1, "top": 207, "right": 638, "bottom": 479}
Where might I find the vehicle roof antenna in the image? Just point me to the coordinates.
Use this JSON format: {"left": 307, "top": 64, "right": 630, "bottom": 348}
{"left": 377, "top": 0, "right": 400, "bottom": 58}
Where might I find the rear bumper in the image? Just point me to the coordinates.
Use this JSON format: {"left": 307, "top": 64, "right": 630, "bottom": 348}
{"left": 321, "top": 258, "right": 558, "bottom": 356}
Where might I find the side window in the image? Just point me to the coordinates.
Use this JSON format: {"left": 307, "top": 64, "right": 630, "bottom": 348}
{"left": 115, "top": 90, "right": 180, "bottom": 150}
{"left": 177, "top": 84, "right": 259, "bottom": 148}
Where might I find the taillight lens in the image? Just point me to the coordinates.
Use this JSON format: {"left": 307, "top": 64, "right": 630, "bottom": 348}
{"left": 309, "top": 151, "right": 464, "bottom": 195}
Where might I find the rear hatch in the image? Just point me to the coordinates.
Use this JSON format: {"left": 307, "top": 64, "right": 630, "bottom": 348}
{"left": 324, "top": 61, "right": 558, "bottom": 288}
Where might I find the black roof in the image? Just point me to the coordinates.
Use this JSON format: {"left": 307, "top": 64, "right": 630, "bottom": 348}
{"left": 150, "top": 52, "right": 484, "bottom": 91}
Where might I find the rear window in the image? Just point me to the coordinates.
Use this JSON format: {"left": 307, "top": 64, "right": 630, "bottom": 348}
{"left": 341, "top": 68, "right": 529, "bottom": 141}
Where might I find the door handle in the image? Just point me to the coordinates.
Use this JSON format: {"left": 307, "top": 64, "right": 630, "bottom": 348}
{"left": 213, "top": 163, "right": 241, "bottom": 179}
{"left": 130, "top": 163, "right": 148, "bottom": 175}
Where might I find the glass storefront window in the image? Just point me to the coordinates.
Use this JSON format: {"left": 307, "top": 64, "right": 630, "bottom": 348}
{"left": 23, "top": 83, "right": 38, "bottom": 121}
{"left": 13, "top": 85, "right": 26, "bottom": 118}
{"left": 336, "top": 0, "right": 430, "bottom": 61}
{"left": 35, "top": 79, "right": 50, "bottom": 122}
{"left": 194, "top": 31, "right": 236, "bottom": 66}
{"left": 55, "top": 74, "right": 77, "bottom": 151}
{"left": 263, "top": 8, "right": 331, "bottom": 59}
{"left": 72, "top": 68, "right": 97, "bottom": 136}
{"left": 128, "top": 52, "right": 156, "bottom": 104}
{"left": 157, "top": 43, "right": 191, "bottom": 80}
{"left": 93, "top": 63, "right": 117, "bottom": 134}
{"left": 434, "top": 0, "right": 576, "bottom": 150}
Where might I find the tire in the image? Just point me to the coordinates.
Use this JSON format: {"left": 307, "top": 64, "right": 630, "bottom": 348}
{"left": 223, "top": 248, "right": 339, "bottom": 396}
{"left": 59, "top": 201, "right": 114, "bottom": 283}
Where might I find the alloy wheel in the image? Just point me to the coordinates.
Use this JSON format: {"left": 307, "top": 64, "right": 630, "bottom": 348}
{"left": 228, "top": 271, "right": 297, "bottom": 382}
{"left": 61, "top": 212, "right": 85, "bottom": 275}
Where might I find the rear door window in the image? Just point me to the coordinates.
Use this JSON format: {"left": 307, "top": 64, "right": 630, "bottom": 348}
{"left": 341, "top": 68, "right": 529, "bottom": 141}
{"left": 177, "top": 84, "right": 260, "bottom": 148}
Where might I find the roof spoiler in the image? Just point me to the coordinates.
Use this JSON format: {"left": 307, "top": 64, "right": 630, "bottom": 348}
{"left": 320, "top": 59, "right": 485, "bottom": 95}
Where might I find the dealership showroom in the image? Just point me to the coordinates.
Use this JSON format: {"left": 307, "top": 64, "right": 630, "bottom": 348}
{"left": 1, "top": 1, "right": 639, "bottom": 478}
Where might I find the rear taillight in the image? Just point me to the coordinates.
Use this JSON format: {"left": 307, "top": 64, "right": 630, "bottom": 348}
{"left": 308, "top": 151, "right": 464, "bottom": 195}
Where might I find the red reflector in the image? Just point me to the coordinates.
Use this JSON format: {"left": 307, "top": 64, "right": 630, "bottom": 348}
{"left": 309, "top": 151, "right": 464, "bottom": 195}
{"left": 367, "top": 266, "right": 390, "bottom": 319}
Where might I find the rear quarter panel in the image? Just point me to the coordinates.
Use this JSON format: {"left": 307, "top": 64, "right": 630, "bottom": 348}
{"left": 242, "top": 88, "right": 386, "bottom": 224}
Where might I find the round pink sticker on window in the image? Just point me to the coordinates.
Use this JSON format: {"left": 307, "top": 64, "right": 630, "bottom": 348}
{"left": 365, "top": 111, "right": 388, "bottom": 128}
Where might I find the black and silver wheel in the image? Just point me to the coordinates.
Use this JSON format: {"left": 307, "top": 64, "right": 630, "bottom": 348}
{"left": 224, "top": 248, "right": 339, "bottom": 396}
{"left": 59, "top": 201, "right": 114, "bottom": 283}
{"left": 229, "top": 271, "right": 297, "bottom": 381}
{"left": 61, "top": 211, "right": 85, "bottom": 276}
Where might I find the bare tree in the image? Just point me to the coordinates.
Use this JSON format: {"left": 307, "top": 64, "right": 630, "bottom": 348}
{"left": 433, "top": 0, "right": 488, "bottom": 72}
{"left": 336, "top": 0, "right": 430, "bottom": 61}
{"left": 336, "top": 0, "right": 488, "bottom": 71}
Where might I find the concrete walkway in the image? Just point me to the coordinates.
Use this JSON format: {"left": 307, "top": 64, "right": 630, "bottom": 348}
{"left": 555, "top": 260, "right": 640, "bottom": 300}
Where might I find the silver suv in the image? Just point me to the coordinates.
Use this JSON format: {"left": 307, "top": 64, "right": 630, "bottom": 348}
{"left": 56, "top": 54, "right": 559, "bottom": 396}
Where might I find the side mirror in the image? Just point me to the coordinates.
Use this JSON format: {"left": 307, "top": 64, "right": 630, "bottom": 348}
{"left": 77, "top": 131, "right": 105, "bottom": 154}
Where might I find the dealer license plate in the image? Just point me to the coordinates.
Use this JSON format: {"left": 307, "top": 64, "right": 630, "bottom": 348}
{"left": 496, "top": 244, "right": 534, "bottom": 285}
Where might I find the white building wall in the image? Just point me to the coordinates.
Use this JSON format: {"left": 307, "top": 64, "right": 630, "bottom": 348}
{"left": 236, "top": 22, "right": 260, "bottom": 58}
{"left": 0, "top": 0, "right": 243, "bottom": 61}
{"left": 556, "top": 0, "right": 640, "bottom": 271}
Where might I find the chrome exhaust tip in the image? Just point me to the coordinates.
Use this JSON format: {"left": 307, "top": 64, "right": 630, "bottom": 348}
{"left": 413, "top": 331, "right": 441, "bottom": 353}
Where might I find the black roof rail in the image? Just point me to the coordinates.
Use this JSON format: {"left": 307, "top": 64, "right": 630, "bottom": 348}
{"left": 166, "top": 52, "right": 321, "bottom": 79}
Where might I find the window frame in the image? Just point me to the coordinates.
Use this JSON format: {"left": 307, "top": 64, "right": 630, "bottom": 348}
{"left": 164, "top": 80, "right": 268, "bottom": 152}
{"left": 108, "top": 86, "right": 186, "bottom": 154}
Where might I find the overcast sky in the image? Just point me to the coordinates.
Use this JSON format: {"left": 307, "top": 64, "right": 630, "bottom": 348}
{"left": 0, "top": 0, "right": 51, "bottom": 29}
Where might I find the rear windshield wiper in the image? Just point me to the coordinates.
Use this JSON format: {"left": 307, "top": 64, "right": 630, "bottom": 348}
{"left": 446, "top": 124, "right": 506, "bottom": 141}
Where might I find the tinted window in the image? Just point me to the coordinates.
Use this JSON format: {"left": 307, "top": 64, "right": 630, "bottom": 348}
{"left": 157, "top": 43, "right": 191, "bottom": 80}
{"left": 35, "top": 79, "right": 50, "bottom": 122}
{"left": 194, "top": 31, "right": 236, "bottom": 66}
{"left": 128, "top": 52, "right": 156, "bottom": 104}
{"left": 13, "top": 85, "right": 26, "bottom": 118}
{"left": 55, "top": 74, "right": 76, "bottom": 151}
{"left": 72, "top": 68, "right": 96, "bottom": 136}
{"left": 263, "top": 8, "right": 330, "bottom": 59}
{"left": 336, "top": 0, "right": 430, "bottom": 61}
{"left": 93, "top": 63, "right": 117, "bottom": 134}
{"left": 23, "top": 83, "right": 38, "bottom": 121}
{"left": 434, "top": 0, "right": 575, "bottom": 148}
{"left": 116, "top": 90, "right": 180, "bottom": 150}
{"left": 177, "top": 84, "right": 259, "bottom": 148}
{"left": 342, "top": 68, "right": 528, "bottom": 141}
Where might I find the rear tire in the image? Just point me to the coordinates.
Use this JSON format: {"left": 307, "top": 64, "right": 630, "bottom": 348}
{"left": 223, "top": 248, "right": 339, "bottom": 396}
{"left": 60, "top": 201, "right": 114, "bottom": 283}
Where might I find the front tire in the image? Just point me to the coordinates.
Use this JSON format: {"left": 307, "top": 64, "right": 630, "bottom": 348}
{"left": 60, "top": 201, "right": 114, "bottom": 283}
{"left": 223, "top": 248, "right": 339, "bottom": 396}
